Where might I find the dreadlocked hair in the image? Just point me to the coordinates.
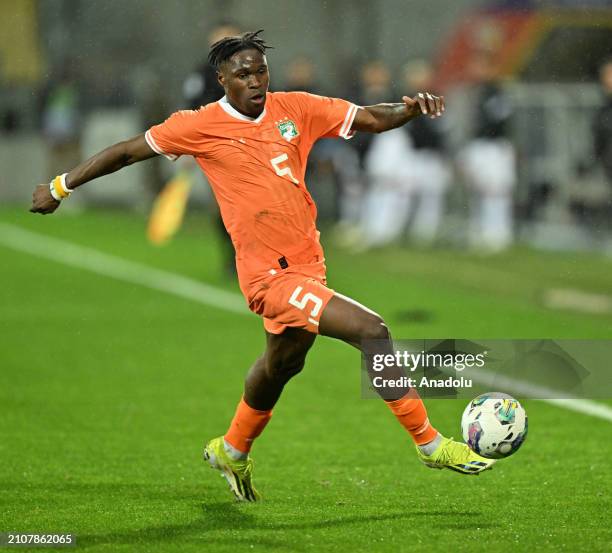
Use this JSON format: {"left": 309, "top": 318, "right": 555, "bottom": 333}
{"left": 208, "top": 30, "right": 272, "bottom": 68}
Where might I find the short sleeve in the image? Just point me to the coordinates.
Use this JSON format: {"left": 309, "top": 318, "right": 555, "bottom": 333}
{"left": 145, "top": 109, "right": 203, "bottom": 161}
{"left": 297, "top": 92, "right": 359, "bottom": 141}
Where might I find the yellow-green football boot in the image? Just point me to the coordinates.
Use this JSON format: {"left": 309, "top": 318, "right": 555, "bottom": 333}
{"left": 203, "top": 436, "right": 260, "bottom": 501}
{"left": 416, "top": 436, "right": 495, "bottom": 475}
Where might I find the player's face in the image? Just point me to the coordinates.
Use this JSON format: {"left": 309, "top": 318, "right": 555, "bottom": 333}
{"left": 219, "top": 49, "right": 269, "bottom": 118}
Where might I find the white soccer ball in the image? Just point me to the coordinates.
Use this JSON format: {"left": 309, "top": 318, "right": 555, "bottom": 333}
{"left": 461, "top": 392, "right": 528, "bottom": 459}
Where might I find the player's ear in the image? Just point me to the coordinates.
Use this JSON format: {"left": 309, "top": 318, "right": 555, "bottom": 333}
{"left": 217, "top": 70, "right": 225, "bottom": 88}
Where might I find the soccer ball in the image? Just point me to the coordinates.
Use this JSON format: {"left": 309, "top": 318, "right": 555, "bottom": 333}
{"left": 461, "top": 392, "right": 528, "bottom": 459}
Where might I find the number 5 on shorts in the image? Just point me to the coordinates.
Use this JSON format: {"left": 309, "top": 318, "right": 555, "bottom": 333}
{"left": 288, "top": 285, "right": 323, "bottom": 326}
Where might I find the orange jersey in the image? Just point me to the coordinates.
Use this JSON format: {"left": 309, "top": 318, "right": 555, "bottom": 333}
{"left": 146, "top": 91, "right": 358, "bottom": 300}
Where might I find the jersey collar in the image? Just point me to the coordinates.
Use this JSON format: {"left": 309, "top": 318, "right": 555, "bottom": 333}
{"left": 218, "top": 95, "right": 267, "bottom": 123}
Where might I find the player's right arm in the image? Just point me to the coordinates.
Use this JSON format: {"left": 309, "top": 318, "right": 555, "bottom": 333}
{"left": 30, "top": 133, "right": 158, "bottom": 215}
{"left": 351, "top": 93, "right": 444, "bottom": 134}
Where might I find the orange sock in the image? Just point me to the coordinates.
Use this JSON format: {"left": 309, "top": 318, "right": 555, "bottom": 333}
{"left": 224, "top": 397, "right": 272, "bottom": 453}
{"left": 385, "top": 391, "right": 438, "bottom": 445}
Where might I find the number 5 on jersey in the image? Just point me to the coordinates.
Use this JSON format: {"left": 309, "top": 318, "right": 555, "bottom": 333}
{"left": 270, "top": 153, "right": 299, "bottom": 185}
{"left": 288, "top": 285, "right": 323, "bottom": 326}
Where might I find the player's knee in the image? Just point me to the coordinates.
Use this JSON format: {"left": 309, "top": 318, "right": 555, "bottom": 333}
{"left": 265, "top": 354, "right": 306, "bottom": 382}
{"left": 358, "top": 313, "right": 389, "bottom": 343}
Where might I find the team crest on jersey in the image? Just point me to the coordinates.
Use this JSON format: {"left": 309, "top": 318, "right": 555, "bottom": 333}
{"left": 277, "top": 119, "right": 299, "bottom": 142}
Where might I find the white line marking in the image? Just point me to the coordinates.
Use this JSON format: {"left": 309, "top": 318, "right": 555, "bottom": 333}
{"left": 543, "top": 288, "right": 612, "bottom": 315}
{"left": 0, "top": 222, "right": 249, "bottom": 315}
{"left": 466, "top": 366, "right": 612, "bottom": 423}
{"left": 2, "top": 222, "right": 611, "bottom": 422}
{"left": 542, "top": 398, "right": 612, "bottom": 422}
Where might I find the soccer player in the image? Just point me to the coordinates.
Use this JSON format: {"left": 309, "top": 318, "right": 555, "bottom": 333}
{"left": 31, "top": 31, "right": 494, "bottom": 502}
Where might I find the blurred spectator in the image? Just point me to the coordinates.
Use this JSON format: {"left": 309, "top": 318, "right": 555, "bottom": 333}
{"left": 40, "top": 66, "right": 82, "bottom": 178}
{"left": 284, "top": 56, "right": 318, "bottom": 93}
{"left": 359, "top": 60, "right": 393, "bottom": 105}
{"left": 353, "top": 60, "right": 393, "bottom": 163}
{"left": 335, "top": 62, "right": 398, "bottom": 238}
{"left": 593, "top": 58, "right": 612, "bottom": 187}
{"left": 458, "top": 52, "right": 516, "bottom": 252}
{"left": 183, "top": 22, "right": 240, "bottom": 110}
{"left": 357, "top": 60, "right": 414, "bottom": 248}
{"left": 356, "top": 60, "right": 450, "bottom": 248}
{"left": 402, "top": 60, "right": 451, "bottom": 243}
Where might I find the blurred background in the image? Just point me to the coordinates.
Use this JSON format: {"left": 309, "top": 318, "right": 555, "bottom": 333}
{"left": 2, "top": 4, "right": 612, "bottom": 546}
{"left": 2, "top": 0, "right": 612, "bottom": 254}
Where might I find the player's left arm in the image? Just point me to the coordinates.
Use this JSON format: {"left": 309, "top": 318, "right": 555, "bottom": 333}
{"left": 351, "top": 92, "right": 444, "bottom": 134}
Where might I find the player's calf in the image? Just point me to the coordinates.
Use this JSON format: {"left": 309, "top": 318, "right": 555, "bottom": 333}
{"left": 319, "top": 293, "right": 443, "bottom": 451}
{"left": 244, "top": 328, "right": 315, "bottom": 411}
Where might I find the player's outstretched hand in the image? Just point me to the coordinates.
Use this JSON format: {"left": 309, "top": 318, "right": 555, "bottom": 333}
{"left": 30, "top": 184, "right": 60, "bottom": 214}
{"left": 402, "top": 92, "right": 445, "bottom": 119}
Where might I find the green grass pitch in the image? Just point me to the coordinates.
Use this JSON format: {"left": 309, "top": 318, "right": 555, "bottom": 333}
{"left": 1, "top": 207, "right": 611, "bottom": 552}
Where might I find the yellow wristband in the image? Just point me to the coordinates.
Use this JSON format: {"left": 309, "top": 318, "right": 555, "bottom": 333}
{"left": 50, "top": 174, "right": 71, "bottom": 200}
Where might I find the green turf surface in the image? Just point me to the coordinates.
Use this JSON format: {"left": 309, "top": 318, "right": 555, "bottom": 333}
{"left": 1, "top": 207, "right": 611, "bottom": 552}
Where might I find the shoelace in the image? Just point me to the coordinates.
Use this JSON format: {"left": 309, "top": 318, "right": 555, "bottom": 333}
{"left": 231, "top": 458, "right": 254, "bottom": 479}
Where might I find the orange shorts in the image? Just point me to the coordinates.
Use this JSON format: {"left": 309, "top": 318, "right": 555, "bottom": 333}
{"left": 247, "top": 269, "right": 335, "bottom": 335}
